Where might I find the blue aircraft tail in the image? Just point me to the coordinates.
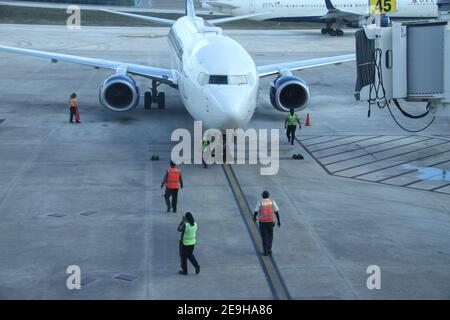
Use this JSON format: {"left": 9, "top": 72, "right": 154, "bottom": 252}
{"left": 325, "top": 0, "right": 337, "bottom": 10}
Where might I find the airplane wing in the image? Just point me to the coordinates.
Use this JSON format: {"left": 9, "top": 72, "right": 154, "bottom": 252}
{"left": 201, "top": 1, "right": 240, "bottom": 9}
{"left": 257, "top": 54, "right": 355, "bottom": 78}
{"left": 321, "top": 0, "right": 361, "bottom": 23}
{"left": 209, "top": 12, "right": 271, "bottom": 25}
{"left": 101, "top": 9, "right": 268, "bottom": 26}
{"left": 0, "top": 45, "right": 177, "bottom": 87}
{"left": 101, "top": 9, "right": 176, "bottom": 25}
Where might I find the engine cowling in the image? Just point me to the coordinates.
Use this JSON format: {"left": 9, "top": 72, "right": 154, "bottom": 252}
{"left": 269, "top": 75, "right": 310, "bottom": 112}
{"left": 346, "top": 20, "right": 364, "bottom": 28}
{"left": 99, "top": 74, "right": 139, "bottom": 112}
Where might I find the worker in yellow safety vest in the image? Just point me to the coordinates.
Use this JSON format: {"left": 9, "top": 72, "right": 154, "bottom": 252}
{"left": 161, "top": 161, "right": 183, "bottom": 213}
{"left": 284, "top": 108, "right": 301, "bottom": 145}
{"left": 177, "top": 212, "right": 200, "bottom": 275}
{"left": 201, "top": 137, "right": 211, "bottom": 168}
{"left": 253, "top": 190, "right": 281, "bottom": 256}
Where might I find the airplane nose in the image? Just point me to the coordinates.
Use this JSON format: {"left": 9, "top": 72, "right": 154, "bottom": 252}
{"left": 210, "top": 88, "right": 253, "bottom": 128}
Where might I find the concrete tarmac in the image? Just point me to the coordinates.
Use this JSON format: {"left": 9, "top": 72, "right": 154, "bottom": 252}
{"left": 0, "top": 24, "right": 449, "bottom": 299}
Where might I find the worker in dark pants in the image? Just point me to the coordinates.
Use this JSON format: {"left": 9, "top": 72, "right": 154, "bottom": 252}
{"left": 69, "top": 93, "right": 81, "bottom": 123}
{"left": 161, "top": 161, "right": 183, "bottom": 213}
{"left": 177, "top": 212, "right": 200, "bottom": 275}
{"left": 253, "top": 190, "right": 281, "bottom": 256}
{"left": 284, "top": 108, "right": 301, "bottom": 145}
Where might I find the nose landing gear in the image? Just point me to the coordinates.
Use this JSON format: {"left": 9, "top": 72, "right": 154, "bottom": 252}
{"left": 144, "top": 80, "right": 165, "bottom": 110}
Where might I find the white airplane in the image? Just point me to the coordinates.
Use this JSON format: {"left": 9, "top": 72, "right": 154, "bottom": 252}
{"left": 0, "top": 0, "right": 354, "bottom": 130}
{"left": 201, "top": 0, "right": 439, "bottom": 36}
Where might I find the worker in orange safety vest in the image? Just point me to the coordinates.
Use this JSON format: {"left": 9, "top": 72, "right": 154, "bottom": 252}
{"left": 161, "top": 161, "right": 183, "bottom": 213}
{"left": 69, "top": 93, "right": 81, "bottom": 123}
{"left": 253, "top": 190, "right": 281, "bottom": 256}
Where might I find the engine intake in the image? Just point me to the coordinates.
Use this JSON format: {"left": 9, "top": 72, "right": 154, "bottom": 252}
{"left": 99, "top": 74, "right": 139, "bottom": 112}
{"left": 270, "top": 75, "right": 310, "bottom": 112}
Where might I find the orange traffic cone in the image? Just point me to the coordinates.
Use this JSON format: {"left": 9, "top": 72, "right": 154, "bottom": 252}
{"left": 305, "top": 113, "right": 312, "bottom": 126}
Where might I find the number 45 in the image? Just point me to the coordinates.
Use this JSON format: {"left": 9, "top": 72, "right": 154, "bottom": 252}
{"left": 375, "top": 0, "right": 393, "bottom": 12}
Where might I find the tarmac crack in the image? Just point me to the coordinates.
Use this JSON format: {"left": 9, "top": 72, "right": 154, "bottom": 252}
{"left": 279, "top": 184, "right": 362, "bottom": 300}
{"left": 145, "top": 159, "right": 152, "bottom": 299}
{"left": 293, "top": 137, "right": 362, "bottom": 299}
{"left": 0, "top": 126, "right": 58, "bottom": 216}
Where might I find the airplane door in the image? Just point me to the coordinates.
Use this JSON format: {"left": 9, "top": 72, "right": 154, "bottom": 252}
{"left": 250, "top": 0, "right": 256, "bottom": 13}
{"left": 201, "top": 88, "right": 210, "bottom": 113}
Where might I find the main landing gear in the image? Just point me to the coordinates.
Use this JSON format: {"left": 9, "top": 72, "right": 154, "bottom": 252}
{"left": 321, "top": 23, "right": 344, "bottom": 37}
{"left": 144, "top": 80, "right": 165, "bottom": 110}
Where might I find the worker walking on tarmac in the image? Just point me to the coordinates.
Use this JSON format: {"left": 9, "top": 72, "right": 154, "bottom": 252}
{"left": 284, "top": 108, "right": 301, "bottom": 145}
{"left": 177, "top": 212, "right": 200, "bottom": 275}
{"left": 201, "top": 137, "right": 211, "bottom": 168}
{"left": 253, "top": 190, "right": 281, "bottom": 256}
{"left": 161, "top": 161, "right": 183, "bottom": 213}
{"left": 69, "top": 93, "right": 81, "bottom": 123}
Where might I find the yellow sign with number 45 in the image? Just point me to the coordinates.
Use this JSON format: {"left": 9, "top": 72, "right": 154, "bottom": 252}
{"left": 370, "top": 0, "right": 397, "bottom": 13}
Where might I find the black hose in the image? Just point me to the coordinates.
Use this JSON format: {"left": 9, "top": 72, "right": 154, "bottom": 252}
{"left": 392, "top": 98, "right": 431, "bottom": 119}
{"left": 367, "top": 48, "right": 435, "bottom": 132}
{"left": 386, "top": 103, "right": 436, "bottom": 133}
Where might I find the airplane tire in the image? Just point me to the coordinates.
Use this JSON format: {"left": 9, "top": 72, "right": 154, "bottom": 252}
{"left": 329, "top": 29, "right": 337, "bottom": 36}
{"left": 336, "top": 30, "right": 344, "bottom": 37}
{"left": 144, "top": 92, "right": 152, "bottom": 110}
{"left": 158, "top": 92, "right": 165, "bottom": 109}
{"left": 321, "top": 28, "right": 328, "bottom": 35}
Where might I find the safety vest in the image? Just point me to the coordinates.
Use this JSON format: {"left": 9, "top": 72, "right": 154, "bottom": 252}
{"left": 183, "top": 222, "right": 198, "bottom": 246}
{"left": 202, "top": 139, "right": 210, "bottom": 152}
{"left": 258, "top": 199, "right": 276, "bottom": 222}
{"left": 166, "top": 167, "right": 181, "bottom": 189}
{"left": 287, "top": 113, "right": 298, "bottom": 126}
{"left": 69, "top": 98, "right": 77, "bottom": 108}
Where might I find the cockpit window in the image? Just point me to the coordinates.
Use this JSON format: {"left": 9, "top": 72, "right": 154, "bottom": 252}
{"left": 198, "top": 72, "right": 209, "bottom": 86}
{"left": 209, "top": 75, "right": 228, "bottom": 85}
{"left": 228, "top": 75, "right": 247, "bottom": 85}
{"left": 198, "top": 73, "right": 251, "bottom": 86}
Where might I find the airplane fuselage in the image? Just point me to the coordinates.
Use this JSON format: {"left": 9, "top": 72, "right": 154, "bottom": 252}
{"left": 168, "top": 16, "right": 258, "bottom": 129}
{"left": 0, "top": 2, "right": 356, "bottom": 130}
{"left": 203, "top": 0, "right": 438, "bottom": 22}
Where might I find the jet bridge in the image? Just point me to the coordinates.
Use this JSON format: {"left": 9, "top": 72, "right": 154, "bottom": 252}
{"left": 355, "top": 0, "right": 450, "bottom": 131}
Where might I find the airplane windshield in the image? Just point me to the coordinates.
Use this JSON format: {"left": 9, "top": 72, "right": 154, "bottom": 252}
{"left": 198, "top": 73, "right": 250, "bottom": 86}
{"left": 228, "top": 75, "right": 247, "bottom": 85}
{"left": 209, "top": 75, "right": 228, "bottom": 85}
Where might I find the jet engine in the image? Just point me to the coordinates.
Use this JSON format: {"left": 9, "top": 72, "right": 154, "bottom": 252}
{"left": 346, "top": 17, "right": 368, "bottom": 28}
{"left": 269, "top": 75, "right": 310, "bottom": 112}
{"left": 99, "top": 74, "right": 140, "bottom": 112}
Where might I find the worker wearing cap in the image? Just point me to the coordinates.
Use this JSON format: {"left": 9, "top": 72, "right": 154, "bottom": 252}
{"left": 284, "top": 109, "right": 301, "bottom": 145}
{"left": 253, "top": 190, "right": 281, "bottom": 256}
{"left": 161, "top": 161, "right": 183, "bottom": 213}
